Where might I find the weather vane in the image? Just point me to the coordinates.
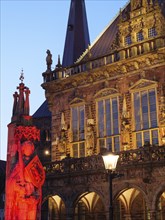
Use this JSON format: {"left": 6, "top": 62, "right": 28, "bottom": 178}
{"left": 19, "top": 69, "right": 24, "bottom": 83}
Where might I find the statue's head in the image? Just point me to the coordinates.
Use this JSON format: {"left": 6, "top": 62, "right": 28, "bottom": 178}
{"left": 46, "top": 49, "right": 50, "bottom": 54}
{"left": 21, "top": 141, "right": 34, "bottom": 157}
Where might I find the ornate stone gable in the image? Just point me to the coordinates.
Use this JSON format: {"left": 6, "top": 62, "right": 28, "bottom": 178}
{"left": 94, "top": 88, "right": 120, "bottom": 99}
{"left": 129, "top": 78, "right": 158, "bottom": 91}
{"left": 69, "top": 97, "right": 85, "bottom": 105}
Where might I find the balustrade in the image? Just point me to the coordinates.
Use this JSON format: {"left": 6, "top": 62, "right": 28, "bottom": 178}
{"left": 44, "top": 145, "right": 165, "bottom": 177}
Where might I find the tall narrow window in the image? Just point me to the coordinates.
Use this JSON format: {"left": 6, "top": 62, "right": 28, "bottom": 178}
{"left": 97, "top": 97, "right": 120, "bottom": 152}
{"left": 71, "top": 105, "right": 85, "bottom": 158}
{"left": 133, "top": 88, "right": 158, "bottom": 147}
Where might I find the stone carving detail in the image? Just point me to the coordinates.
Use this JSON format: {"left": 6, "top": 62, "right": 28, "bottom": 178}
{"left": 121, "top": 95, "right": 130, "bottom": 150}
{"left": 132, "top": 0, "right": 142, "bottom": 11}
{"left": 86, "top": 123, "right": 94, "bottom": 156}
{"left": 129, "top": 79, "right": 157, "bottom": 91}
{"left": 94, "top": 88, "right": 119, "bottom": 99}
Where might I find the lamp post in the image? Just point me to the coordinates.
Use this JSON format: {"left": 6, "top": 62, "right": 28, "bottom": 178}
{"left": 102, "top": 153, "right": 119, "bottom": 220}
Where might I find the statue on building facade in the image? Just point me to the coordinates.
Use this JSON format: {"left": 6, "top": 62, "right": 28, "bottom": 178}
{"left": 46, "top": 49, "right": 52, "bottom": 71}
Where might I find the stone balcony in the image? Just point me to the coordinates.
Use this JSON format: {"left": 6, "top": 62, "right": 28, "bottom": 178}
{"left": 42, "top": 35, "right": 165, "bottom": 84}
{"left": 44, "top": 145, "right": 165, "bottom": 179}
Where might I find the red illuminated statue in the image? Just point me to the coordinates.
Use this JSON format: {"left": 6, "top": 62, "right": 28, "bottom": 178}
{"left": 5, "top": 76, "right": 45, "bottom": 220}
{"left": 5, "top": 141, "right": 45, "bottom": 220}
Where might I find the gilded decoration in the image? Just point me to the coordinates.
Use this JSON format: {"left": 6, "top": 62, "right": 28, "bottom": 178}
{"left": 132, "top": 0, "right": 142, "bottom": 11}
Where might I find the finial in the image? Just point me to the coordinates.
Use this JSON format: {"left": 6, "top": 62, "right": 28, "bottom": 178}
{"left": 56, "top": 55, "right": 62, "bottom": 69}
{"left": 19, "top": 69, "right": 24, "bottom": 83}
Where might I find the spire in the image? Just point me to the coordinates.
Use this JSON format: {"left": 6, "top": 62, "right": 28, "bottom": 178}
{"left": 11, "top": 70, "right": 31, "bottom": 123}
{"left": 62, "top": 0, "right": 90, "bottom": 67}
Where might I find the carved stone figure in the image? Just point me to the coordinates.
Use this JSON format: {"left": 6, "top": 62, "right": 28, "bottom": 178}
{"left": 86, "top": 125, "right": 94, "bottom": 156}
{"left": 5, "top": 141, "right": 45, "bottom": 220}
{"left": 46, "top": 49, "right": 52, "bottom": 71}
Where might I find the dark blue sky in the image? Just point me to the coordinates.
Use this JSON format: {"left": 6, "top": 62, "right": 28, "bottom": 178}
{"left": 1, "top": 0, "right": 128, "bottom": 160}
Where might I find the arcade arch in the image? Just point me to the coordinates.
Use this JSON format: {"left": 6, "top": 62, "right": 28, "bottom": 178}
{"left": 74, "top": 192, "right": 106, "bottom": 220}
{"left": 114, "top": 188, "right": 148, "bottom": 220}
{"left": 41, "top": 195, "right": 65, "bottom": 220}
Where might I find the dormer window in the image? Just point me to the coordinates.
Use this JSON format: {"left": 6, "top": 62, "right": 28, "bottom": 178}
{"left": 148, "top": 27, "right": 157, "bottom": 38}
{"left": 125, "top": 35, "right": 132, "bottom": 46}
{"left": 137, "top": 31, "right": 144, "bottom": 42}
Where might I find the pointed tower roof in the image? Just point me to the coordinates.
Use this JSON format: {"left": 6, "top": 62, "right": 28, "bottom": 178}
{"left": 62, "top": 0, "right": 90, "bottom": 67}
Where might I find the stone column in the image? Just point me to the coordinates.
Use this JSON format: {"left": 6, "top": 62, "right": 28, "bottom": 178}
{"left": 124, "top": 213, "right": 132, "bottom": 220}
{"left": 66, "top": 207, "right": 74, "bottom": 220}
{"left": 149, "top": 210, "right": 156, "bottom": 220}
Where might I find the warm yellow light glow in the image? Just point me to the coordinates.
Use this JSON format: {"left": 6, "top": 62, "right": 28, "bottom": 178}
{"left": 102, "top": 154, "right": 119, "bottom": 171}
{"left": 45, "top": 150, "right": 50, "bottom": 155}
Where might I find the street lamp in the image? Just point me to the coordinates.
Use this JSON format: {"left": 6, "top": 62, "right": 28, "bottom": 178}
{"left": 102, "top": 153, "right": 119, "bottom": 220}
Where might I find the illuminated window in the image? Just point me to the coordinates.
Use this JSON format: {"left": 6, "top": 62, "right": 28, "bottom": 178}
{"left": 71, "top": 105, "right": 85, "bottom": 157}
{"left": 148, "top": 27, "right": 157, "bottom": 38}
{"left": 137, "top": 31, "right": 144, "bottom": 42}
{"left": 133, "top": 88, "right": 158, "bottom": 147}
{"left": 97, "top": 97, "right": 120, "bottom": 152}
{"left": 125, "top": 35, "right": 132, "bottom": 46}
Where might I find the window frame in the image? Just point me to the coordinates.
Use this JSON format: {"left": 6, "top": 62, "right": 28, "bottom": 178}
{"left": 125, "top": 35, "right": 132, "bottom": 46}
{"left": 131, "top": 85, "right": 159, "bottom": 148}
{"left": 148, "top": 27, "right": 157, "bottom": 38}
{"left": 96, "top": 94, "right": 121, "bottom": 153}
{"left": 70, "top": 103, "right": 85, "bottom": 158}
{"left": 136, "top": 31, "right": 144, "bottom": 42}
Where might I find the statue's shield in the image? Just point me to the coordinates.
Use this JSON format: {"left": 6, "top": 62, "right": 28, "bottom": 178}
{"left": 25, "top": 155, "right": 45, "bottom": 187}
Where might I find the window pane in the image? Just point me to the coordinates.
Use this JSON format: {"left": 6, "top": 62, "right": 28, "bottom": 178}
{"left": 136, "top": 133, "right": 142, "bottom": 148}
{"left": 152, "top": 130, "right": 158, "bottom": 145}
{"left": 112, "top": 98, "right": 119, "bottom": 134}
{"left": 79, "top": 107, "right": 85, "bottom": 140}
{"left": 72, "top": 107, "right": 78, "bottom": 141}
{"left": 134, "top": 92, "right": 141, "bottom": 130}
{"left": 79, "top": 142, "right": 85, "bottom": 157}
{"left": 98, "top": 101, "right": 104, "bottom": 137}
{"left": 105, "top": 99, "right": 111, "bottom": 136}
{"left": 125, "top": 35, "right": 132, "bottom": 45}
{"left": 141, "top": 91, "right": 149, "bottom": 129}
{"left": 114, "top": 136, "right": 120, "bottom": 152}
{"left": 73, "top": 144, "right": 78, "bottom": 158}
{"left": 149, "top": 89, "right": 157, "bottom": 128}
{"left": 148, "top": 27, "right": 157, "bottom": 38}
{"left": 107, "top": 138, "right": 112, "bottom": 152}
{"left": 143, "top": 131, "right": 150, "bottom": 144}
{"left": 137, "top": 32, "right": 144, "bottom": 42}
{"left": 99, "top": 139, "right": 105, "bottom": 149}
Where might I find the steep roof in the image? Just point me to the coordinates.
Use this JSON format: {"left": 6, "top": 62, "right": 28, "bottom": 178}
{"left": 62, "top": 0, "right": 90, "bottom": 67}
{"left": 77, "top": 2, "right": 130, "bottom": 62}
{"left": 33, "top": 100, "right": 51, "bottom": 118}
{"left": 77, "top": 0, "right": 165, "bottom": 63}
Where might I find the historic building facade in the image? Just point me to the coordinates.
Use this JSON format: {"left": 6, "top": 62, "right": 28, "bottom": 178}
{"left": 32, "top": 0, "right": 165, "bottom": 219}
